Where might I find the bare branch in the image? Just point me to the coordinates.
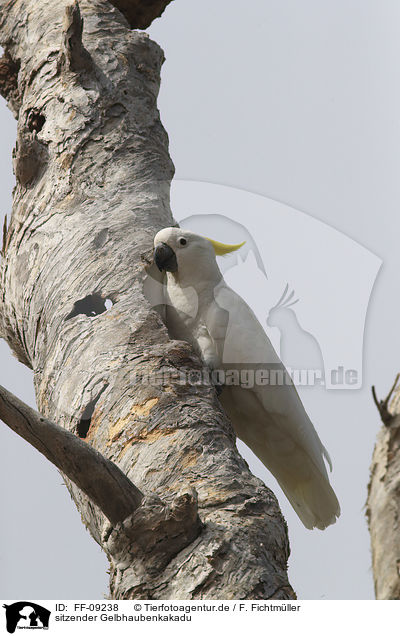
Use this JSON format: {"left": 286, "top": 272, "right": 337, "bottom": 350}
{"left": 368, "top": 373, "right": 400, "bottom": 597}
{"left": 0, "top": 384, "right": 144, "bottom": 525}
{"left": 371, "top": 373, "right": 400, "bottom": 425}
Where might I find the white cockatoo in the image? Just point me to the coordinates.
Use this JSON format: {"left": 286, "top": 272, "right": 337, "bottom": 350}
{"left": 153, "top": 227, "right": 340, "bottom": 530}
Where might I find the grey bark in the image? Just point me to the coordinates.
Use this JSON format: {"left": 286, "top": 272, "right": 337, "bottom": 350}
{"left": 0, "top": 0, "right": 294, "bottom": 599}
{"left": 367, "top": 377, "right": 400, "bottom": 599}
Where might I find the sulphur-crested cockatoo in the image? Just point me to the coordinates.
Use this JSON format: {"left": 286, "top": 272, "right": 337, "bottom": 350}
{"left": 153, "top": 227, "right": 340, "bottom": 530}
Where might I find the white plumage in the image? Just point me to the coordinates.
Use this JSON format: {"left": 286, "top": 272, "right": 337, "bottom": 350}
{"left": 153, "top": 227, "right": 340, "bottom": 530}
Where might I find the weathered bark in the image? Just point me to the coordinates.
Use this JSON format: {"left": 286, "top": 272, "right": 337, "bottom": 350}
{"left": 0, "top": 0, "right": 294, "bottom": 599}
{"left": 367, "top": 377, "right": 400, "bottom": 599}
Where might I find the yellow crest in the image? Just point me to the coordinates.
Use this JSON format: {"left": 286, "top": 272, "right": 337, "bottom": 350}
{"left": 205, "top": 237, "right": 246, "bottom": 256}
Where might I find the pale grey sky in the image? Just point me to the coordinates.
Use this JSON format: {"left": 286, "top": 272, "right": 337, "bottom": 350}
{"left": 2, "top": 0, "right": 400, "bottom": 599}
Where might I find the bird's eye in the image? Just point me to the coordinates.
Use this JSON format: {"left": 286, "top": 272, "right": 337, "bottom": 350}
{"left": 179, "top": 238, "right": 187, "bottom": 246}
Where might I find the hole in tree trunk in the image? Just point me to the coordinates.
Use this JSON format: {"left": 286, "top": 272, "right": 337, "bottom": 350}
{"left": 66, "top": 294, "right": 113, "bottom": 319}
{"left": 26, "top": 108, "right": 46, "bottom": 133}
{"left": 77, "top": 414, "right": 92, "bottom": 439}
{"left": 77, "top": 387, "right": 107, "bottom": 438}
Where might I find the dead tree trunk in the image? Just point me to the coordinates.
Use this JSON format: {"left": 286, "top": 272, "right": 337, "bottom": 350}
{"left": 367, "top": 377, "right": 400, "bottom": 599}
{"left": 0, "top": 0, "right": 294, "bottom": 599}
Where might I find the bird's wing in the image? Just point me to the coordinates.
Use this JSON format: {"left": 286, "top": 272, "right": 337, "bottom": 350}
{"left": 205, "top": 282, "right": 339, "bottom": 529}
{"left": 220, "top": 385, "right": 339, "bottom": 529}
{"left": 209, "top": 282, "right": 329, "bottom": 476}
{"left": 210, "top": 282, "right": 281, "bottom": 366}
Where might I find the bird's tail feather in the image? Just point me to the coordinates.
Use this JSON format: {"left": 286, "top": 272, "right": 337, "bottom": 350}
{"left": 278, "top": 472, "right": 340, "bottom": 530}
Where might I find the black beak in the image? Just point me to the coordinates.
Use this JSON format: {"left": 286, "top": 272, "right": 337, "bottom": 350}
{"left": 154, "top": 242, "right": 178, "bottom": 272}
